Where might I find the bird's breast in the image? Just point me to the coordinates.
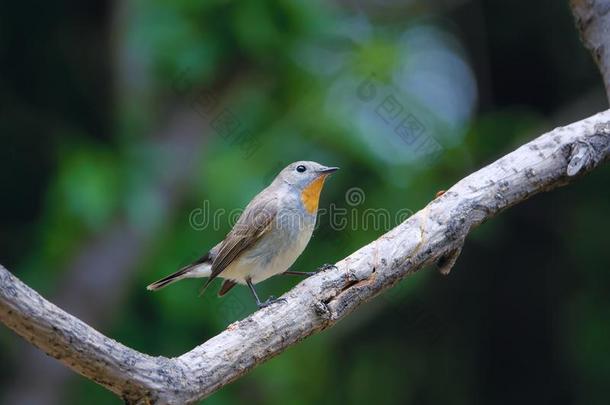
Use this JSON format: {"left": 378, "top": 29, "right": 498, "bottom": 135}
{"left": 240, "top": 210, "right": 316, "bottom": 283}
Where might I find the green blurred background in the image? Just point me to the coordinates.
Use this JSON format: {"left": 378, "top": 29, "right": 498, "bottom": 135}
{"left": 1, "top": 0, "right": 609, "bottom": 404}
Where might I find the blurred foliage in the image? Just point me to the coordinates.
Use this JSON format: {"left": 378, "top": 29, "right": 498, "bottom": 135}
{"left": 1, "top": 0, "right": 609, "bottom": 404}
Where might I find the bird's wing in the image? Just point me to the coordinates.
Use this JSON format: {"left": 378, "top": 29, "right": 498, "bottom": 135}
{"left": 205, "top": 193, "right": 278, "bottom": 286}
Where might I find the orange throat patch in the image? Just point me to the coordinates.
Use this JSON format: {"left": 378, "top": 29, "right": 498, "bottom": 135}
{"left": 300, "top": 175, "right": 328, "bottom": 215}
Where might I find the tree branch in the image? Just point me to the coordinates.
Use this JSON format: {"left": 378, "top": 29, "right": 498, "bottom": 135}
{"left": 571, "top": 0, "right": 610, "bottom": 103}
{"left": 1, "top": 110, "right": 610, "bottom": 404}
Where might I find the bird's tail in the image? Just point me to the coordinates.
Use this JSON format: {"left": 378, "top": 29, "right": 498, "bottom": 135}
{"left": 146, "top": 262, "right": 212, "bottom": 291}
{"left": 147, "top": 267, "right": 191, "bottom": 291}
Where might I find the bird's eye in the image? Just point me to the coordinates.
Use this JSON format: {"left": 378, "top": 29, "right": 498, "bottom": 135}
{"left": 296, "top": 165, "right": 307, "bottom": 173}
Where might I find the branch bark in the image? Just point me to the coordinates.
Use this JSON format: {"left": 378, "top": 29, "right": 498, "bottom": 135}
{"left": 571, "top": 0, "right": 610, "bottom": 103}
{"left": 1, "top": 110, "right": 610, "bottom": 404}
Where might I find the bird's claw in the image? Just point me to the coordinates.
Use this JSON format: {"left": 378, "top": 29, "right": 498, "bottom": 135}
{"left": 257, "top": 296, "right": 287, "bottom": 309}
{"left": 301, "top": 264, "right": 336, "bottom": 277}
{"left": 317, "top": 263, "right": 337, "bottom": 272}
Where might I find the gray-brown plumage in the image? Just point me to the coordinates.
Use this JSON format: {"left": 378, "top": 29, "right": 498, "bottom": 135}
{"left": 147, "top": 161, "right": 338, "bottom": 307}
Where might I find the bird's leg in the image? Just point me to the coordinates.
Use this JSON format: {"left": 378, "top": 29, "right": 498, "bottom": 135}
{"left": 246, "top": 278, "right": 286, "bottom": 309}
{"left": 246, "top": 278, "right": 262, "bottom": 305}
{"left": 282, "top": 263, "right": 337, "bottom": 277}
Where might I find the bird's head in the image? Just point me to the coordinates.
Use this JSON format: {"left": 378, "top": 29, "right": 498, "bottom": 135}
{"left": 275, "top": 161, "right": 339, "bottom": 214}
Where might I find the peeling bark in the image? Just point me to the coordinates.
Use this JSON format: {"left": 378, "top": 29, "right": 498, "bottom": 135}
{"left": 1, "top": 110, "right": 609, "bottom": 404}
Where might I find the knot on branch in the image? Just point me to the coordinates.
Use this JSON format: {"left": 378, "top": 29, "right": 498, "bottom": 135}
{"left": 314, "top": 301, "right": 331, "bottom": 320}
{"left": 436, "top": 246, "right": 464, "bottom": 276}
{"left": 566, "top": 121, "right": 610, "bottom": 176}
{"left": 436, "top": 202, "right": 489, "bottom": 275}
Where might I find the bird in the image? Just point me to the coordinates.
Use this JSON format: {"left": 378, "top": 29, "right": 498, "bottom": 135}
{"left": 147, "top": 161, "right": 339, "bottom": 308}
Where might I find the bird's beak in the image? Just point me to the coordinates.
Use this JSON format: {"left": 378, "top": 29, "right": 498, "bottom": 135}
{"left": 318, "top": 166, "right": 339, "bottom": 175}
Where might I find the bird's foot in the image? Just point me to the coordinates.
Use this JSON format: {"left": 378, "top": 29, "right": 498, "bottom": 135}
{"left": 282, "top": 264, "right": 337, "bottom": 278}
{"left": 304, "top": 263, "right": 337, "bottom": 276}
{"left": 257, "top": 296, "right": 287, "bottom": 309}
{"left": 316, "top": 263, "right": 337, "bottom": 272}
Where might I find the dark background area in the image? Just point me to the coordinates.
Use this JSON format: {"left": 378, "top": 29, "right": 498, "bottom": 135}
{"left": 1, "top": 1, "right": 609, "bottom": 404}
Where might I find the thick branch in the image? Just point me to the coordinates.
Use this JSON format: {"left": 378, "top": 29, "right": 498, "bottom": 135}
{"left": 1, "top": 110, "right": 610, "bottom": 404}
{"left": 571, "top": 0, "right": 610, "bottom": 103}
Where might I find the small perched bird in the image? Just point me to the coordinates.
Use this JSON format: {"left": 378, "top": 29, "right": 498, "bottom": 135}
{"left": 147, "top": 161, "right": 339, "bottom": 308}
